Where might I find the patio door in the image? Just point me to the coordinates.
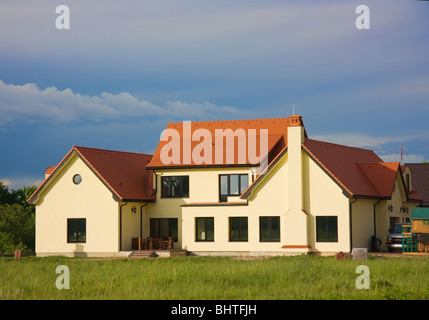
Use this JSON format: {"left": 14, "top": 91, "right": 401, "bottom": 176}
{"left": 150, "top": 218, "right": 178, "bottom": 242}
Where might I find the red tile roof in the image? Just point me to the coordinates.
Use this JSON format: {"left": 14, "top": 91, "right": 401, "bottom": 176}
{"left": 75, "top": 146, "right": 155, "bottom": 201}
{"left": 28, "top": 146, "right": 155, "bottom": 204}
{"left": 357, "top": 162, "right": 401, "bottom": 198}
{"left": 146, "top": 117, "right": 307, "bottom": 169}
{"left": 303, "top": 139, "right": 420, "bottom": 200}
{"left": 302, "top": 139, "right": 383, "bottom": 197}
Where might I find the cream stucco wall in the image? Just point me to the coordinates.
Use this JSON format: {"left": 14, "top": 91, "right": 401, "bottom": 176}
{"left": 35, "top": 155, "right": 120, "bottom": 257}
{"left": 180, "top": 154, "right": 291, "bottom": 255}
{"left": 302, "top": 153, "right": 351, "bottom": 253}
{"left": 146, "top": 167, "right": 251, "bottom": 250}
{"left": 120, "top": 202, "right": 149, "bottom": 251}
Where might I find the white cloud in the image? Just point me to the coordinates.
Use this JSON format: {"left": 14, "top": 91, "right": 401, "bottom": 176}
{"left": 0, "top": 177, "right": 42, "bottom": 189}
{"left": 0, "top": 179, "right": 13, "bottom": 187}
{"left": 0, "top": 80, "right": 248, "bottom": 126}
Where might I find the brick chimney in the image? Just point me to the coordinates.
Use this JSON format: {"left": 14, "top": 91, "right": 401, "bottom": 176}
{"left": 45, "top": 166, "right": 56, "bottom": 179}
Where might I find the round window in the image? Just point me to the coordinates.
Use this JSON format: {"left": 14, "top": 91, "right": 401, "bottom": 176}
{"left": 73, "top": 174, "right": 82, "bottom": 185}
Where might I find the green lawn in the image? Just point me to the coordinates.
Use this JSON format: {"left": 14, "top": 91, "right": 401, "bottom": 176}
{"left": 1, "top": 254, "right": 428, "bottom": 300}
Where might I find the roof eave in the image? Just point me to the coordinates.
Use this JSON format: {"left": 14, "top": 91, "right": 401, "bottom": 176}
{"left": 27, "top": 148, "right": 78, "bottom": 204}
{"left": 146, "top": 163, "right": 258, "bottom": 170}
{"left": 241, "top": 147, "right": 288, "bottom": 199}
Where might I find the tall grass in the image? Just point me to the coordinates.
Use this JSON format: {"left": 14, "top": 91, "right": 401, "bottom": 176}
{"left": 1, "top": 255, "right": 428, "bottom": 300}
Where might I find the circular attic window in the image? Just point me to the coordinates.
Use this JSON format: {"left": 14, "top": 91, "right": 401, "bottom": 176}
{"left": 73, "top": 174, "right": 82, "bottom": 185}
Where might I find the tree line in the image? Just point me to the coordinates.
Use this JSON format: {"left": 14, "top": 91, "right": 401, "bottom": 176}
{"left": 0, "top": 182, "right": 36, "bottom": 255}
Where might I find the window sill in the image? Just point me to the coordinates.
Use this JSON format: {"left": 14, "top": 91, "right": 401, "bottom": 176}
{"left": 181, "top": 202, "right": 248, "bottom": 207}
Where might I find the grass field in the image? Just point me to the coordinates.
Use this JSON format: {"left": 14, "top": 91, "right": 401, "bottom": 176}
{"left": 1, "top": 254, "right": 428, "bottom": 300}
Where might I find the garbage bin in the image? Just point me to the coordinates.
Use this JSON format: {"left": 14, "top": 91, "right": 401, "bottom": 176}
{"left": 371, "top": 235, "right": 381, "bottom": 252}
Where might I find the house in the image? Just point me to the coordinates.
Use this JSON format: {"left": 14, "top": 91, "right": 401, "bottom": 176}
{"left": 28, "top": 115, "right": 422, "bottom": 257}
{"left": 404, "top": 163, "right": 429, "bottom": 207}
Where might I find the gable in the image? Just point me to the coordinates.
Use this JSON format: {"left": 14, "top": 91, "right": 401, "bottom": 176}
{"left": 28, "top": 146, "right": 155, "bottom": 204}
{"left": 301, "top": 138, "right": 410, "bottom": 199}
{"left": 302, "top": 139, "right": 382, "bottom": 198}
{"left": 241, "top": 147, "right": 288, "bottom": 200}
{"left": 33, "top": 153, "right": 116, "bottom": 205}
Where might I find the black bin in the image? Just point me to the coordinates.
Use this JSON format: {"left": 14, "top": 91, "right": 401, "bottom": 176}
{"left": 371, "top": 235, "right": 381, "bottom": 252}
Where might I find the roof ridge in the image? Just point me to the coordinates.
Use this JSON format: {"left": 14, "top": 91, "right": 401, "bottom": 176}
{"left": 356, "top": 162, "right": 400, "bottom": 197}
{"left": 305, "top": 138, "right": 378, "bottom": 154}
{"left": 405, "top": 163, "right": 429, "bottom": 165}
{"left": 74, "top": 146, "right": 153, "bottom": 157}
{"left": 355, "top": 163, "right": 384, "bottom": 198}
{"left": 166, "top": 117, "right": 291, "bottom": 125}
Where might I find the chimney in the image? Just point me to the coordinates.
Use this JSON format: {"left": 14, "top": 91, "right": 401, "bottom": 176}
{"left": 284, "top": 114, "right": 309, "bottom": 249}
{"left": 45, "top": 166, "right": 56, "bottom": 179}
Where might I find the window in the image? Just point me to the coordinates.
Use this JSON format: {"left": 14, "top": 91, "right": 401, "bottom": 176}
{"left": 316, "top": 216, "right": 338, "bottom": 242}
{"left": 73, "top": 174, "right": 82, "bottom": 185}
{"left": 219, "top": 174, "right": 249, "bottom": 202}
{"left": 259, "top": 216, "right": 280, "bottom": 242}
{"left": 150, "top": 218, "right": 178, "bottom": 242}
{"left": 161, "top": 176, "right": 189, "bottom": 198}
{"left": 229, "top": 217, "right": 248, "bottom": 242}
{"left": 67, "top": 218, "right": 86, "bottom": 243}
{"left": 196, "top": 217, "right": 214, "bottom": 242}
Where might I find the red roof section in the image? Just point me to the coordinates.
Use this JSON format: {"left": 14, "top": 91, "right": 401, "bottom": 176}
{"left": 75, "top": 146, "right": 155, "bottom": 201}
{"left": 357, "top": 162, "right": 400, "bottom": 198}
{"left": 405, "top": 163, "right": 429, "bottom": 206}
{"left": 28, "top": 146, "right": 155, "bottom": 203}
{"left": 147, "top": 118, "right": 306, "bottom": 169}
{"left": 302, "top": 138, "right": 405, "bottom": 198}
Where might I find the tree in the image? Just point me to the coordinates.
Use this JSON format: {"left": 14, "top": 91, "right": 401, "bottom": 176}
{"left": 0, "top": 204, "right": 35, "bottom": 254}
{"left": 0, "top": 182, "right": 37, "bottom": 254}
{"left": 0, "top": 182, "right": 36, "bottom": 214}
{"left": 0, "top": 182, "right": 14, "bottom": 205}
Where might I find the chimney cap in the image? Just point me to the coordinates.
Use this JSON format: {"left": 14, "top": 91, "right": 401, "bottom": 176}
{"left": 289, "top": 114, "right": 303, "bottom": 127}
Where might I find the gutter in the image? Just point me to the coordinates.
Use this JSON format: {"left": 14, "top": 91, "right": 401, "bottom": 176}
{"left": 349, "top": 198, "right": 358, "bottom": 252}
{"left": 140, "top": 203, "right": 148, "bottom": 239}
{"left": 119, "top": 202, "right": 128, "bottom": 251}
{"left": 373, "top": 199, "right": 382, "bottom": 236}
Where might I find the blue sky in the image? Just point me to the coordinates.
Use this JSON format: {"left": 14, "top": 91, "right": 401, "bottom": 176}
{"left": 1, "top": 0, "right": 428, "bottom": 189}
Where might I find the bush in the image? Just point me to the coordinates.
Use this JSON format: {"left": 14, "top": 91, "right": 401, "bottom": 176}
{"left": 0, "top": 231, "right": 29, "bottom": 255}
{"left": 0, "top": 204, "right": 35, "bottom": 253}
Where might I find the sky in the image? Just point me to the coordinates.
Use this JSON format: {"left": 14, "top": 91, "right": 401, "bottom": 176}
{"left": 1, "top": 0, "right": 429, "bottom": 189}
